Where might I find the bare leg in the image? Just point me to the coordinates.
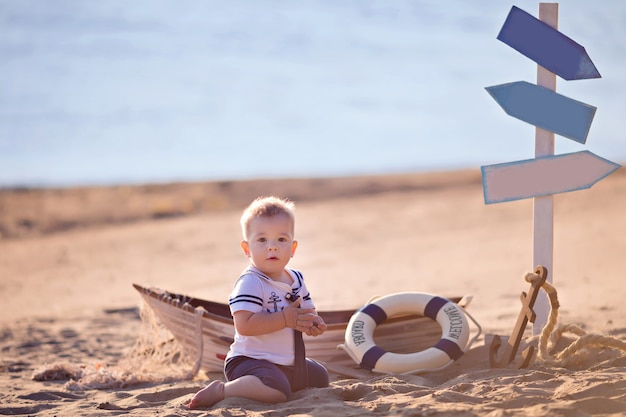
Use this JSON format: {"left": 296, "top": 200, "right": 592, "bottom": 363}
{"left": 189, "top": 375, "right": 287, "bottom": 409}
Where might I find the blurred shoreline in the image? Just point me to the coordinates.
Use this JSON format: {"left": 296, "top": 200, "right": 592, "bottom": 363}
{"left": 0, "top": 168, "right": 483, "bottom": 240}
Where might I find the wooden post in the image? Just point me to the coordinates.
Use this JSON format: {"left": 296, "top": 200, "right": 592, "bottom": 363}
{"left": 532, "top": 3, "right": 558, "bottom": 334}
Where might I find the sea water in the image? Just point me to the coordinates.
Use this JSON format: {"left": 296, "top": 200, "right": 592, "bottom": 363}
{"left": 1, "top": 0, "right": 625, "bottom": 187}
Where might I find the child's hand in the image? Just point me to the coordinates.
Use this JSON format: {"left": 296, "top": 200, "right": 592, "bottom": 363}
{"left": 282, "top": 298, "right": 317, "bottom": 332}
{"left": 305, "top": 315, "right": 327, "bottom": 337}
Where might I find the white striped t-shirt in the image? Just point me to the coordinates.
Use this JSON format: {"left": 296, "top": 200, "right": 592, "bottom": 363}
{"left": 225, "top": 265, "right": 316, "bottom": 366}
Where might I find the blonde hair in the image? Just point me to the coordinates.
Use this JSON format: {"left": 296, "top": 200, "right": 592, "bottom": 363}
{"left": 240, "top": 196, "right": 296, "bottom": 240}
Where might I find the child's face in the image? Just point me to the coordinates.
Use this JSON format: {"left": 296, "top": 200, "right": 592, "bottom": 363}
{"left": 241, "top": 213, "right": 297, "bottom": 280}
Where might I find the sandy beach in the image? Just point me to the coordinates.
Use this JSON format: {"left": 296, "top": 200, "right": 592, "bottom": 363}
{"left": 1, "top": 168, "right": 625, "bottom": 416}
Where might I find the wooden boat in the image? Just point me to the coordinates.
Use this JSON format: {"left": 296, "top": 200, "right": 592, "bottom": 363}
{"left": 133, "top": 283, "right": 473, "bottom": 376}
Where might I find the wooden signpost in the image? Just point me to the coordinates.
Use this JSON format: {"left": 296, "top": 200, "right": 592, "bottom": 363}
{"left": 486, "top": 81, "right": 596, "bottom": 144}
{"left": 483, "top": 3, "right": 621, "bottom": 334}
{"left": 482, "top": 151, "right": 620, "bottom": 204}
{"left": 497, "top": 6, "right": 601, "bottom": 81}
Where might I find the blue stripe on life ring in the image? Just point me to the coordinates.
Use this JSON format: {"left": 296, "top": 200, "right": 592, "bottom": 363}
{"left": 361, "top": 303, "right": 388, "bottom": 325}
{"left": 360, "top": 345, "right": 387, "bottom": 371}
{"left": 424, "top": 296, "right": 448, "bottom": 320}
{"left": 434, "top": 338, "right": 464, "bottom": 360}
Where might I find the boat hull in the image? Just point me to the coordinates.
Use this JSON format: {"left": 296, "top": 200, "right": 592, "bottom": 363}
{"left": 133, "top": 284, "right": 466, "bottom": 373}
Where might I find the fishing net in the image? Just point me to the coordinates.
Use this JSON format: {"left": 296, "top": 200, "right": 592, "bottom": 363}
{"left": 32, "top": 302, "right": 202, "bottom": 390}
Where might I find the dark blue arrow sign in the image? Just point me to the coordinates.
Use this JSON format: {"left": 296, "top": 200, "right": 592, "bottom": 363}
{"left": 486, "top": 81, "right": 596, "bottom": 144}
{"left": 498, "top": 6, "right": 601, "bottom": 80}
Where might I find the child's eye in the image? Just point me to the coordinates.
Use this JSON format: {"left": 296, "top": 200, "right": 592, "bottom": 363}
{"left": 278, "top": 237, "right": 287, "bottom": 242}
{"left": 258, "top": 237, "right": 266, "bottom": 242}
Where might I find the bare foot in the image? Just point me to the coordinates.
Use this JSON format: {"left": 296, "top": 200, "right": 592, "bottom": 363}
{"left": 188, "top": 380, "right": 225, "bottom": 409}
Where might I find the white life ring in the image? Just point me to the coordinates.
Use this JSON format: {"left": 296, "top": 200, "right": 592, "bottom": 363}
{"left": 341, "top": 292, "right": 470, "bottom": 374}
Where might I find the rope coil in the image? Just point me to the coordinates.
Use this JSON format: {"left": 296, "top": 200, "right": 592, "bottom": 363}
{"left": 524, "top": 271, "right": 626, "bottom": 368}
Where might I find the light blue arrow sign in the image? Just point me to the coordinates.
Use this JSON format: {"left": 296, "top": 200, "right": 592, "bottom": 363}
{"left": 481, "top": 151, "right": 620, "bottom": 204}
{"left": 498, "top": 6, "right": 601, "bottom": 80}
{"left": 486, "top": 81, "right": 596, "bottom": 144}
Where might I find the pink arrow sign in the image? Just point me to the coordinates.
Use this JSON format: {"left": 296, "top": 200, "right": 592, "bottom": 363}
{"left": 482, "top": 151, "right": 620, "bottom": 204}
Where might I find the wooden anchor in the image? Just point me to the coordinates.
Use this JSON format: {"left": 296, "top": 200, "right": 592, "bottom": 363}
{"left": 488, "top": 265, "right": 548, "bottom": 368}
